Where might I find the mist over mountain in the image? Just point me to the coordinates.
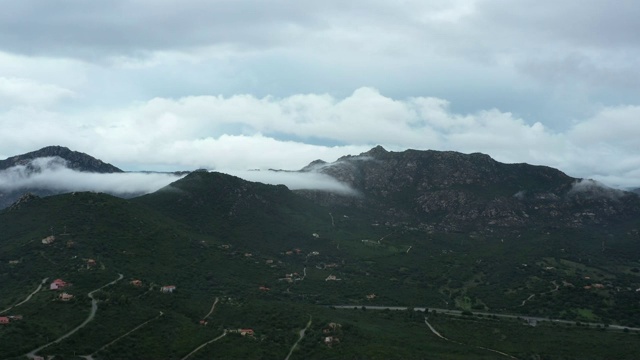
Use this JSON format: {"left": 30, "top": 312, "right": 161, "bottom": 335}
{"left": 0, "top": 145, "right": 122, "bottom": 173}
{"left": 0, "top": 146, "right": 184, "bottom": 209}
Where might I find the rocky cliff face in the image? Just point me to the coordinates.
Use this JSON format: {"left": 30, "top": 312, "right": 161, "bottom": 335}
{"left": 297, "top": 146, "right": 640, "bottom": 233}
{"left": 0, "top": 145, "right": 122, "bottom": 173}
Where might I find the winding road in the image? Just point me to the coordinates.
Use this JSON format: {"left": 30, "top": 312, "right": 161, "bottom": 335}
{"left": 181, "top": 331, "right": 227, "bottom": 360}
{"left": 83, "top": 310, "right": 164, "bottom": 359}
{"left": 0, "top": 277, "right": 49, "bottom": 315}
{"left": 424, "top": 317, "right": 518, "bottom": 359}
{"left": 202, "top": 297, "right": 219, "bottom": 320}
{"left": 25, "top": 273, "right": 124, "bottom": 359}
{"left": 285, "top": 315, "right": 312, "bottom": 360}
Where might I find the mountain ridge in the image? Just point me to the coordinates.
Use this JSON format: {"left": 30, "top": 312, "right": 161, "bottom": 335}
{"left": 295, "top": 145, "right": 640, "bottom": 233}
{"left": 0, "top": 145, "right": 123, "bottom": 173}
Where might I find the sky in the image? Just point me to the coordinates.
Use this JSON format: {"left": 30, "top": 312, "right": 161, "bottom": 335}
{"left": 1, "top": 0, "right": 639, "bottom": 189}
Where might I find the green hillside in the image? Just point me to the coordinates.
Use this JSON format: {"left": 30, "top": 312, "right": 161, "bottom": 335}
{"left": 1, "top": 171, "right": 639, "bottom": 359}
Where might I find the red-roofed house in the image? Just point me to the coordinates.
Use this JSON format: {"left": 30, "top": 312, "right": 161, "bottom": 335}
{"left": 0, "top": 317, "right": 9, "bottom": 324}
{"left": 50, "top": 279, "right": 68, "bottom": 290}
{"left": 240, "top": 329, "right": 254, "bottom": 336}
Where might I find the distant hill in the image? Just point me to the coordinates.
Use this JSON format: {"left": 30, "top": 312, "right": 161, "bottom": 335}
{"left": 0, "top": 145, "right": 122, "bottom": 173}
{"left": 133, "top": 171, "right": 330, "bottom": 252}
{"left": 0, "top": 146, "right": 123, "bottom": 209}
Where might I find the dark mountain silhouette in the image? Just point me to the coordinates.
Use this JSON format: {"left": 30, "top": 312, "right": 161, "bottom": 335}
{"left": 0, "top": 145, "right": 122, "bottom": 173}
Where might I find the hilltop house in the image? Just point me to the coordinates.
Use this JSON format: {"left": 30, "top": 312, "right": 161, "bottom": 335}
{"left": 324, "top": 336, "right": 340, "bottom": 346}
{"left": 42, "top": 235, "right": 55, "bottom": 245}
{"left": 326, "top": 275, "right": 341, "bottom": 281}
{"left": 86, "top": 259, "right": 97, "bottom": 267}
{"left": 50, "top": 279, "right": 68, "bottom": 290}
{"left": 161, "top": 285, "right": 176, "bottom": 293}
{"left": 59, "top": 292, "right": 74, "bottom": 301}
{"left": 0, "top": 317, "right": 9, "bottom": 324}
{"left": 130, "top": 280, "right": 143, "bottom": 287}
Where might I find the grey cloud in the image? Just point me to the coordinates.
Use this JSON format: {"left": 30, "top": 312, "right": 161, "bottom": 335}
{"left": 0, "top": 0, "right": 343, "bottom": 59}
{"left": 477, "top": 0, "right": 640, "bottom": 49}
{"left": 5, "top": 1, "right": 638, "bottom": 62}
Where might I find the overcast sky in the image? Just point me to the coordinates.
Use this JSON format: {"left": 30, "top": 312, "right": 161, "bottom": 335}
{"left": 1, "top": 0, "right": 639, "bottom": 188}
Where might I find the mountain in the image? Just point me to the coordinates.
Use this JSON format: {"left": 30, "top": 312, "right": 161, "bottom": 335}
{"left": 0, "top": 146, "right": 124, "bottom": 209}
{"left": 0, "top": 145, "right": 122, "bottom": 173}
{"left": 297, "top": 146, "right": 640, "bottom": 233}
{"left": 1, "top": 147, "right": 640, "bottom": 359}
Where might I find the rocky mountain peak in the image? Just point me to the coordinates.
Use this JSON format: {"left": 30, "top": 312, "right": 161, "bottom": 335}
{"left": 362, "top": 145, "right": 388, "bottom": 157}
{"left": 301, "top": 159, "right": 328, "bottom": 172}
{"left": 296, "top": 147, "right": 640, "bottom": 233}
{"left": 7, "top": 192, "right": 40, "bottom": 211}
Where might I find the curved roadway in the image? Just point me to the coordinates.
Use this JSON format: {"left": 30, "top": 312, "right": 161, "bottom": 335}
{"left": 26, "top": 274, "right": 124, "bottom": 359}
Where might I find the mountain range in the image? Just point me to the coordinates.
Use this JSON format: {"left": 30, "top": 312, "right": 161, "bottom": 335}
{"left": 1, "top": 146, "right": 639, "bottom": 359}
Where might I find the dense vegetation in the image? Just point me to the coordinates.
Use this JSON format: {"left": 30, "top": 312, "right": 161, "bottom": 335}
{"left": 1, "top": 172, "right": 639, "bottom": 359}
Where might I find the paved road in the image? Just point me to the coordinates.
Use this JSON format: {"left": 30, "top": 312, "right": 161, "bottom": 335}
{"left": 285, "top": 315, "right": 312, "bottom": 360}
{"left": 331, "top": 305, "right": 640, "bottom": 332}
{"left": 26, "top": 274, "right": 124, "bottom": 359}
{"left": 0, "top": 277, "right": 49, "bottom": 315}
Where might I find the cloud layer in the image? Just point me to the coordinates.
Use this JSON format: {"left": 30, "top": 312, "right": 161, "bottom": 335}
{"left": 0, "top": 157, "right": 357, "bottom": 196}
{"left": 0, "top": 1, "right": 639, "bottom": 189}
{"left": 0, "top": 157, "right": 184, "bottom": 195}
{"left": 2, "top": 88, "right": 639, "bottom": 188}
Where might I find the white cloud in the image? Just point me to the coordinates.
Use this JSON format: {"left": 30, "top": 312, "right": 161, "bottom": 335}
{"left": 0, "top": 156, "right": 358, "bottom": 198}
{"left": 0, "top": 157, "right": 184, "bottom": 195}
{"left": 1, "top": 87, "right": 639, "bottom": 188}
{"left": 0, "top": 77, "right": 74, "bottom": 107}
